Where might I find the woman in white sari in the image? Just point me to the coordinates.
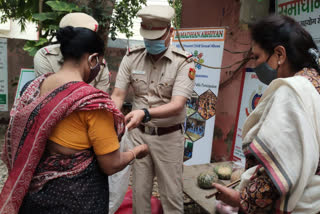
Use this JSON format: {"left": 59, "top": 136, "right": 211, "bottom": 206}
{"left": 213, "top": 15, "right": 320, "bottom": 214}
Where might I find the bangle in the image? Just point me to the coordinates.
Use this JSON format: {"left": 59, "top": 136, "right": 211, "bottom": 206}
{"left": 128, "top": 150, "right": 136, "bottom": 165}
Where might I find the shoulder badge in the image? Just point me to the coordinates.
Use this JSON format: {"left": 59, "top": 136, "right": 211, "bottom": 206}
{"left": 187, "top": 54, "right": 194, "bottom": 63}
{"left": 127, "top": 46, "right": 145, "bottom": 56}
{"left": 172, "top": 46, "right": 194, "bottom": 63}
{"left": 188, "top": 68, "right": 196, "bottom": 80}
{"left": 42, "top": 44, "right": 60, "bottom": 56}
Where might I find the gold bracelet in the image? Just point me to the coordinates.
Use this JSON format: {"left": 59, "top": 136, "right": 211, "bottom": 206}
{"left": 128, "top": 150, "right": 136, "bottom": 165}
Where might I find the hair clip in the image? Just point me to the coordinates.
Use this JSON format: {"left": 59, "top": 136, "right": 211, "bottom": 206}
{"left": 308, "top": 48, "right": 320, "bottom": 66}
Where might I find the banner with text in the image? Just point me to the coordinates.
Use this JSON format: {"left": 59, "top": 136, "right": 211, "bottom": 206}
{"left": 231, "top": 68, "right": 267, "bottom": 165}
{"left": 0, "top": 38, "right": 8, "bottom": 111}
{"left": 276, "top": 0, "right": 320, "bottom": 48}
{"left": 172, "top": 28, "right": 225, "bottom": 165}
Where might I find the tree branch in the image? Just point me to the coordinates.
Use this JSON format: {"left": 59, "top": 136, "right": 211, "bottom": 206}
{"left": 38, "top": 0, "right": 44, "bottom": 37}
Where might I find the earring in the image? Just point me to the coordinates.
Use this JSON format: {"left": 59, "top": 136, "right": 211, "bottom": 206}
{"left": 278, "top": 61, "right": 281, "bottom": 65}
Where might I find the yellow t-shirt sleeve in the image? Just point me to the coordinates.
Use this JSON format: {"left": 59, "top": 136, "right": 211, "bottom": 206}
{"left": 85, "top": 109, "right": 120, "bottom": 155}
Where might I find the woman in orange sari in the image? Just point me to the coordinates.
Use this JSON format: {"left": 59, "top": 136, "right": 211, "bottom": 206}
{"left": 0, "top": 26, "right": 148, "bottom": 214}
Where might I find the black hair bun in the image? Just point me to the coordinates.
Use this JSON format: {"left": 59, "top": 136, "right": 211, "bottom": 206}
{"left": 56, "top": 26, "right": 105, "bottom": 62}
{"left": 56, "top": 26, "right": 76, "bottom": 45}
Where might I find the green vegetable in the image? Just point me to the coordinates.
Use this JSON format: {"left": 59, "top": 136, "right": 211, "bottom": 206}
{"left": 197, "top": 171, "right": 218, "bottom": 189}
{"left": 214, "top": 164, "right": 233, "bottom": 180}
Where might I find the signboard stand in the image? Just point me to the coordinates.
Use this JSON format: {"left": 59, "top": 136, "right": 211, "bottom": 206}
{"left": 277, "top": 0, "right": 320, "bottom": 48}
{"left": 0, "top": 38, "right": 8, "bottom": 111}
{"left": 14, "top": 69, "right": 35, "bottom": 103}
{"left": 172, "top": 28, "right": 226, "bottom": 165}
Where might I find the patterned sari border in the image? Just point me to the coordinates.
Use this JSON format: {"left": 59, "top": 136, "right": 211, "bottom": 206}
{"left": 0, "top": 78, "right": 124, "bottom": 214}
{"left": 249, "top": 137, "right": 291, "bottom": 211}
{"left": 15, "top": 82, "right": 77, "bottom": 162}
{"left": 0, "top": 82, "right": 84, "bottom": 213}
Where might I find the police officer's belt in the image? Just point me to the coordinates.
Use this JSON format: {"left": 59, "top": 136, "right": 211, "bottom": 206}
{"left": 138, "top": 124, "right": 182, "bottom": 136}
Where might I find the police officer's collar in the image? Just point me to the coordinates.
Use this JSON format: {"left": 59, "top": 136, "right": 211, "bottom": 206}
{"left": 162, "top": 45, "right": 174, "bottom": 61}
{"left": 146, "top": 45, "right": 173, "bottom": 62}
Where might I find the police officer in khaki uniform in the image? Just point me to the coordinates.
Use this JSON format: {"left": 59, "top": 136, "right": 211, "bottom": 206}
{"left": 112, "top": 5, "right": 195, "bottom": 214}
{"left": 34, "top": 12, "right": 110, "bottom": 92}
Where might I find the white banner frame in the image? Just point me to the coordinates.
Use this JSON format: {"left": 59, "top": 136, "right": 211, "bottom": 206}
{"left": 172, "top": 27, "right": 226, "bottom": 165}
{"left": 0, "top": 38, "right": 8, "bottom": 111}
{"left": 14, "top": 68, "right": 35, "bottom": 103}
{"left": 276, "top": 0, "right": 320, "bottom": 48}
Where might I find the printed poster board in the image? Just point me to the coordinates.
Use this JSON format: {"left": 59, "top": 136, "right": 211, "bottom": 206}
{"left": 231, "top": 68, "right": 267, "bottom": 165}
{"left": 276, "top": 0, "right": 320, "bottom": 48}
{"left": 172, "top": 28, "right": 225, "bottom": 165}
{"left": 0, "top": 38, "right": 8, "bottom": 111}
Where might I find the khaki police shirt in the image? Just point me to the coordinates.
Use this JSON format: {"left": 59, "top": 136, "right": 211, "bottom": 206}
{"left": 115, "top": 45, "right": 195, "bottom": 127}
{"left": 33, "top": 44, "right": 110, "bottom": 92}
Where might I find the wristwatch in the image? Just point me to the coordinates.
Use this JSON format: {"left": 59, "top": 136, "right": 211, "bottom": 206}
{"left": 142, "top": 108, "right": 151, "bottom": 123}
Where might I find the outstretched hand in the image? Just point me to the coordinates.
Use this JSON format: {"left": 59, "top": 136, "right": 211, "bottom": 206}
{"left": 125, "top": 110, "right": 145, "bottom": 131}
{"left": 212, "top": 183, "right": 241, "bottom": 208}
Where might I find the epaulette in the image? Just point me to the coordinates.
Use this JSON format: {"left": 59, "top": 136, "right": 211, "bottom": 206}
{"left": 127, "top": 46, "right": 145, "bottom": 56}
{"left": 171, "top": 46, "right": 194, "bottom": 62}
{"left": 42, "top": 44, "right": 60, "bottom": 56}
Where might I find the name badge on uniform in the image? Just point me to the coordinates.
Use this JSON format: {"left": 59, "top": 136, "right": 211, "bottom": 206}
{"left": 132, "top": 70, "right": 146, "bottom": 75}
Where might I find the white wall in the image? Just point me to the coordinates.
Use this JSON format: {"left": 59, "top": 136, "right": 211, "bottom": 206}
{"left": 0, "top": 13, "right": 38, "bottom": 40}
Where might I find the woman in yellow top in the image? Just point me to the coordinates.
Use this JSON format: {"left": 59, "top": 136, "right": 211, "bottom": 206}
{"left": 0, "top": 26, "right": 148, "bottom": 214}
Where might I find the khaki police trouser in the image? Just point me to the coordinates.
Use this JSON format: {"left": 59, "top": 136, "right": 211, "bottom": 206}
{"left": 128, "top": 128, "right": 184, "bottom": 214}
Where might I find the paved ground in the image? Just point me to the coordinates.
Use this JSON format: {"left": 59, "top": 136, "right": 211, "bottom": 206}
{"left": 0, "top": 137, "right": 8, "bottom": 193}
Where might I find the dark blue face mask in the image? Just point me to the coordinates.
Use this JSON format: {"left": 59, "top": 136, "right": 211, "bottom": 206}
{"left": 253, "top": 55, "right": 279, "bottom": 85}
{"left": 86, "top": 55, "right": 101, "bottom": 84}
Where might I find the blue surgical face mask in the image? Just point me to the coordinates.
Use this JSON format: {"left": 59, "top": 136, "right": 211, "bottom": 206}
{"left": 144, "top": 31, "right": 170, "bottom": 55}
{"left": 253, "top": 55, "right": 279, "bottom": 85}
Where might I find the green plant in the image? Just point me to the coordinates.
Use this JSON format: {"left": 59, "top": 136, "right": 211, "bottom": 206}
{"left": 168, "top": 0, "right": 182, "bottom": 29}
{"left": 0, "top": 0, "right": 146, "bottom": 56}
{"left": 110, "top": 0, "right": 146, "bottom": 40}
{"left": 24, "top": 1, "right": 83, "bottom": 56}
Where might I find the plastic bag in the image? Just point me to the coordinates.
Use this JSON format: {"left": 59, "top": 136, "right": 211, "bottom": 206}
{"left": 216, "top": 200, "right": 239, "bottom": 214}
{"left": 108, "top": 131, "right": 132, "bottom": 214}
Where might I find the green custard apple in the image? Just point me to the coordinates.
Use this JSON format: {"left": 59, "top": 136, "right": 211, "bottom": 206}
{"left": 197, "top": 171, "right": 218, "bottom": 189}
{"left": 214, "top": 164, "right": 233, "bottom": 180}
